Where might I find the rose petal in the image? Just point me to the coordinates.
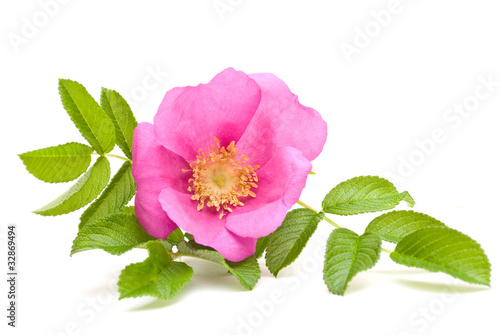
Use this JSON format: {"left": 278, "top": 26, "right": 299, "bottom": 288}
{"left": 154, "top": 68, "right": 261, "bottom": 162}
{"left": 135, "top": 182, "right": 177, "bottom": 239}
{"left": 236, "top": 72, "right": 327, "bottom": 167}
{"left": 132, "top": 122, "right": 189, "bottom": 238}
{"left": 201, "top": 227, "right": 257, "bottom": 262}
{"left": 158, "top": 187, "right": 257, "bottom": 262}
{"left": 225, "top": 146, "right": 312, "bottom": 238}
{"left": 132, "top": 123, "right": 190, "bottom": 191}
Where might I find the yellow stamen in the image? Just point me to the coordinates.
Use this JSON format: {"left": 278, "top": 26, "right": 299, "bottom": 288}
{"left": 183, "top": 137, "right": 259, "bottom": 219}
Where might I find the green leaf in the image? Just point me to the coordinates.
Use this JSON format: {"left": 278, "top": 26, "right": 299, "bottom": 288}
{"left": 79, "top": 161, "right": 136, "bottom": 228}
{"left": 225, "top": 258, "right": 261, "bottom": 290}
{"left": 182, "top": 235, "right": 216, "bottom": 251}
{"left": 33, "top": 157, "right": 111, "bottom": 216}
{"left": 100, "top": 88, "right": 138, "bottom": 159}
{"left": 390, "top": 227, "right": 491, "bottom": 286}
{"left": 118, "top": 241, "right": 193, "bottom": 300}
{"left": 365, "top": 210, "right": 446, "bottom": 243}
{"left": 323, "top": 228, "right": 382, "bottom": 296}
{"left": 120, "top": 206, "right": 135, "bottom": 215}
{"left": 59, "top": 79, "right": 115, "bottom": 155}
{"left": 265, "top": 208, "right": 323, "bottom": 276}
{"left": 71, "top": 213, "right": 158, "bottom": 255}
{"left": 19, "top": 142, "right": 94, "bottom": 183}
{"left": 254, "top": 236, "right": 269, "bottom": 259}
{"left": 166, "top": 228, "right": 185, "bottom": 245}
{"left": 322, "top": 176, "right": 415, "bottom": 216}
{"left": 177, "top": 241, "right": 260, "bottom": 290}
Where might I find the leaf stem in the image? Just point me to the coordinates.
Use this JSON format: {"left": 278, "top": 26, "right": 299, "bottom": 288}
{"left": 296, "top": 200, "right": 342, "bottom": 228}
{"left": 381, "top": 248, "right": 393, "bottom": 254}
{"left": 322, "top": 215, "right": 342, "bottom": 229}
{"left": 297, "top": 200, "right": 393, "bottom": 256}
{"left": 106, "top": 154, "right": 132, "bottom": 162}
{"left": 173, "top": 252, "right": 225, "bottom": 267}
{"left": 296, "top": 200, "right": 317, "bottom": 212}
{"left": 92, "top": 153, "right": 132, "bottom": 162}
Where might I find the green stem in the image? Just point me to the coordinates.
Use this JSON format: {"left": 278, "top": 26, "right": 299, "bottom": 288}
{"left": 297, "top": 200, "right": 394, "bottom": 256}
{"left": 92, "top": 153, "right": 132, "bottom": 163}
{"left": 296, "top": 200, "right": 317, "bottom": 212}
{"left": 106, "top": 154, "right": 132, "bottom": 162}
{"left": 322, "top": 215, "right": 342, "bottom": 229}
{"left": 297, "top": 200, "right": 395, "bottom": 254}
{"left": 173, "top": 252, "right": 226, "bottom": 267}
{"left": 297, "top": 200, "right": 341, "bottom": 228}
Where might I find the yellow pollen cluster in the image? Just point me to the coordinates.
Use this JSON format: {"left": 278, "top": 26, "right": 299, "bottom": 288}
{"left": 183, "top": 137, "right": 259, "bottom": 219}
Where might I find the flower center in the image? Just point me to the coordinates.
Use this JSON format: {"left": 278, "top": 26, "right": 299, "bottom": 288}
{"left": 183, "top": 137, "right": 259, "bottom": 219}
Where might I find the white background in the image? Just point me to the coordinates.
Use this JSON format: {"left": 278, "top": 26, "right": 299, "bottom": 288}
{"left": 1, "top": 1, "right": 500, "bottom": 334}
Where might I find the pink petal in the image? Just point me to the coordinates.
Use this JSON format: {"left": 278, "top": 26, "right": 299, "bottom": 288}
{"left": 132, "top": 122, "right": 190, "bottom": 238}
{"left": 132, "top": 123, "right": 190, "bottom": 192}
{"left": 158, "top": 187, "right": 257, "bottom": 262}
{"left": 135, "top": 182, "right": 177, "bottom": 239}
{"left": 236, "top": 73, "right": 327, "bottom": 167}
{"left": 153, "top": 68, "right": 261, "bottom": 162}
{"left": 209, "top": 228, "right": 257, "bottom": 262}
{"left": 225, "top": 147, "right": 312, "bottom": 238}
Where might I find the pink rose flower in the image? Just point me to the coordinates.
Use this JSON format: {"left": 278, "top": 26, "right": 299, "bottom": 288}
{"left": 132, "top": 68, "right": 327, "bottom": 261}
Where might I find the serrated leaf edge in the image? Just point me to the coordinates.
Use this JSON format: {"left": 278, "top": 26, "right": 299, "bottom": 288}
{"left": 390, "top": 227, "right": 491, "bottom": 286}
